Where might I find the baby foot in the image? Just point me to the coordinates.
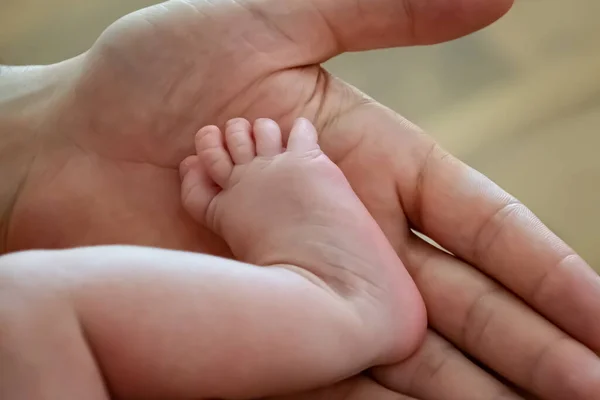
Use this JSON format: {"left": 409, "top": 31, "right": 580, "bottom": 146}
{"left": 180, "top": 117, "right": 426, "bottom": 363}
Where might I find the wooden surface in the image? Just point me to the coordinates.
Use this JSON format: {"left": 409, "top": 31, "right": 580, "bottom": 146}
{"left": 1, "top": 0, "right": 599, "bottom": 268}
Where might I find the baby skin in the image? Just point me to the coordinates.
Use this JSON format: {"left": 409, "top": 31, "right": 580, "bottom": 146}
{"left": 0, "top": 118, "right": 425, "bottom": 400}
{"left": 179, "top": 118, "right": 426, "bottom": 394}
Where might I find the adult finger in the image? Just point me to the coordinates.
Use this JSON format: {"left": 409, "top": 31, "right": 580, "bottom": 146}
{"left": 313, "top": 74, "right": 600, "bottom": 361}
{"left": 371, "top": 331, "right": 522, "bottom": 400}
{"left": 399, "top": 141, "right": 600, "bottom": 353}
{"left": 270, "top": 375, "right": 418, "bottom": 400}
{"left": 309, "top": 0, "right": 514, "bottom": 52}
{"left": 405, "top": 236, "right": 600, "bottom": 400}
{"left": 224, "top": 0, "right": 514, "bottom": 64}
{"left": 314, "top": 86, "right": 600, "bottom": 398}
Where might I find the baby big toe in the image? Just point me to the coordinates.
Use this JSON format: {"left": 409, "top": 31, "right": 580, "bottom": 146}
{"left": 196, "top": 125, "right": 233, "bottom": 188}
{"left": 180, "top": 155, "right": 220, "bottom": 225}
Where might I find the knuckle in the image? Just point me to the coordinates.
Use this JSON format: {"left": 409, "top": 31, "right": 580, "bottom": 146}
{"left": 472, "top": 199, "right": 524, "bottom": 264}
{"left": 461, "top": 285, "right": 503, "bottom": 351}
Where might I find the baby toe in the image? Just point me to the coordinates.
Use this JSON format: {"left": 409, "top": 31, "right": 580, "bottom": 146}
{"left": 254, "top": 118, "right": 283, "bottom": 157}
{"left": 225, "top": 118, "right": 255, "bottom": 165}
{"left": 196, "top": 125, "right": 233, "bottom": 188}
{"left": 286, "top": 118, "right": 319, "bottom": 153}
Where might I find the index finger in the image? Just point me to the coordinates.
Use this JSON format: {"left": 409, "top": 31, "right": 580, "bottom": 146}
{"left": 400, "top": 140, "right": 600, "bottom": 352}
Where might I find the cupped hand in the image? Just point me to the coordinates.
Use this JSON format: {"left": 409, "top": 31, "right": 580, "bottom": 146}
{"left": 8, "top": 0, "right": 600, "bottom": 399}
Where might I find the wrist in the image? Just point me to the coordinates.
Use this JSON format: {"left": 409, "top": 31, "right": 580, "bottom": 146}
{"left": 0, "top": 60, "right": 79, "bottom": 253}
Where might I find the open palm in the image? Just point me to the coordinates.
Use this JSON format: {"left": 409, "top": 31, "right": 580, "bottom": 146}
{"left": 7, "top": 0, "right": 600, "bottom": 399}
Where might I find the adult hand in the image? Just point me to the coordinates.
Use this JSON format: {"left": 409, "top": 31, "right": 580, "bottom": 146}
{"left": 4, "top": 0, "right": 600, "bottom": 399}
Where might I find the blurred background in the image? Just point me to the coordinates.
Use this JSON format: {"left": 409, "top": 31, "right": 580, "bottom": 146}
{"left": 1, "top": 0, "right": 599, "bottom": 268}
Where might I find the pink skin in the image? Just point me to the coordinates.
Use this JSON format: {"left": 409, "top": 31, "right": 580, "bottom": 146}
{"left": 0, "top": 117, "right": 425, "bottom": 400}
{"left": 180, "top": 116, "right": 426, "bottom": 387}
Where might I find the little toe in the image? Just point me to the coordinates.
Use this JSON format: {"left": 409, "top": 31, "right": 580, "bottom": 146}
{"left": 195, "top": 125, "right": 233, "bottom": 188}
{"left": 286, "top": 118, "right": 320, "bottom": 153}
{"left": 253, "top": 118, "right": 283, "bottom": 157}
{"left": 225, "top": 118, "right": 255, "bottom": 164}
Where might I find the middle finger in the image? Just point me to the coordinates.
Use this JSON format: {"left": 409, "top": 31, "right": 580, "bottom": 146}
{"left": 269, "top": 375, "right": 418, "bottom": 400}
{"left": 405, "top": 236, "right": 600, "bottom": 399}
{"left": 371, "top": 330, "right": 522, "bottom": 400}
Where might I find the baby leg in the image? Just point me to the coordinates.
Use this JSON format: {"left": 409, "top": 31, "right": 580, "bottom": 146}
{"left": 0, "top": 246, "right": 392, "bottom": 399}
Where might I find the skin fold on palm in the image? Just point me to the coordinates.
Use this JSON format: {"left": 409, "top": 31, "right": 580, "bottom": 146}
{"left": 2, "top": 0, "right": 600, "bottom": 399}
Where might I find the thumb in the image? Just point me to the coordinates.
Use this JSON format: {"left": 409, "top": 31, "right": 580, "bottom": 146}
{"left": 240, "top": 0, "right": 514, "bottom": 62}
